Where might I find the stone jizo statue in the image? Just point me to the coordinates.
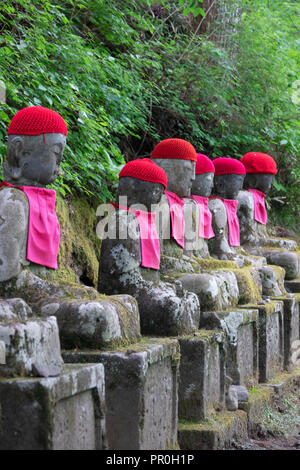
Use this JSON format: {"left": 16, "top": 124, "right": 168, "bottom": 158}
{"left": 237, "top": 152, "right": 277, "bottom": 244}
{"left": 190, "top": 153, "right": 215, "bottom": 250}
{"left": 151, "top": 138, "right": 198, "bottom": 257}
{"left": 208, "top": 157, "right": 246, "bottom": 260}
{"left": 0, "top": 106, "right": 67, "bottom": 281}
{"left": 98, "top": 157, "right": 200, "bottom": 335}
{"left": 237, "top": 152, "right": 300, "bottom": 280}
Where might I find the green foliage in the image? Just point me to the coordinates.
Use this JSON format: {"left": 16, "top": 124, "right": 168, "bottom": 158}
{"left": 0, "top": 0, "right": 299, "bottom": 231}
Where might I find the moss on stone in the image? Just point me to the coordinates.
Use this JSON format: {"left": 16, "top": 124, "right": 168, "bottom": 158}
{"left": 191, "top": 256, "right": 238, "bottom": 272}
{"left": 40, "top": 195, "right": 101, "bottom": 287}
{"left": 233, "top": 267, "right": 262, "bottom": 304}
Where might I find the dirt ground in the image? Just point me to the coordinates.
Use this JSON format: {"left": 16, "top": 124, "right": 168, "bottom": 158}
{"left": 233, "top": 388, "right": 300, "bottom": 451}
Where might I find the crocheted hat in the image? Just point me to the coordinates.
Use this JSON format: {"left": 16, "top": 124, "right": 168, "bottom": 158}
{"left": 7, "top": 106, "right": 68, "bottom": 136}
{"left": 119, "top": 158, "right": 168, "bottom": 189}
{"left": 213, "top": 157, "right": 246, "bottom": 176}
{"left": 151, "top": 138, "right": 197, "bottom": 162}
{"left": 241, "top": 152, "right": 277, "bottom": 175}
{"left": 195, "top": 153, "right": 215, "bottom": 174}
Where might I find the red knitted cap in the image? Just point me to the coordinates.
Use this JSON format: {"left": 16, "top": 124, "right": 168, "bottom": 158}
{"left": 213, "top": 157, "right": 246, "bottom": 176}
{"left": 119, "top": 158, "right": 168, "bottom": 189}
{"left": 151, "top": 138, "right": 197, "bottom": 162}
{"left": 241, "top": 152, "right": 277, "bottom": 175}
{"left": 7, "top": 106, "right": 68, "bottom": 136}
{"left": 195, "top": 153, "right": 215, "bottom": 174}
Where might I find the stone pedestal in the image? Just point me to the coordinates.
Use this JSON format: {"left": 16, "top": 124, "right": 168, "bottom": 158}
{"left": 63, "top": 338, "right": 179, "bottom": 450}
{"left": 272, "top": 295, "right": 300, "bottom": 370}
{"left": 200, "top": 309, "right": 259, "bottom": 386}
{"left": 238, "top": 301, "right": 284, "bottom": 382}
{"left": 178, "top": 331, "right": 226, "bottom": 421}
{"left": 0, "top": 364, "right": 106, "bottom": 450}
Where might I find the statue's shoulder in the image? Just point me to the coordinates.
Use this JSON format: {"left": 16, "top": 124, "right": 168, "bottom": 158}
{"left": 237, "top": 190, "right": 254, "bottom": 212}
{"left": 0, "top": 185, "right": 28, "bottom": 202}
{"left": 208, "top": 197, "right": 226, "bottom": 212}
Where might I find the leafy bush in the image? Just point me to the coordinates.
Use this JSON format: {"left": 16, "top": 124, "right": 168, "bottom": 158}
{"left": 0, "top": 0, "right": 299, "bottom": 230}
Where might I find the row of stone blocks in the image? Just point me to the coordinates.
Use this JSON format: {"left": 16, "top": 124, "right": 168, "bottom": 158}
{"left": 0, "top": 293, "right": 299, "bottom": 450}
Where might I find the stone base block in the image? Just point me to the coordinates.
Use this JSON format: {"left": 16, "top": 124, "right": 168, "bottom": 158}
{"left": 200, "top": 309, "right": 259, "bottom": 386}
{"left": 272, "top": 296, "right": 299, "bottom": 370}
{"left": 0, "top": 316, "right": 63, "bottom": 377}
{"left": 41, "top": 295, "right": 141, "bottom": 349}
{"left": 178, "top": 410, "right": 248, "bottom": 450}
{"left": 63, "top": 338, "right": 179, "bottom": 450}
{"left": 178, "top": 331, "right": 226, "bottom": 421}
{"left": 0, "top": 364, "right": 106, "bottom": 450}
{"left": 238, "top": 301, "right": 284, "bottom": 382}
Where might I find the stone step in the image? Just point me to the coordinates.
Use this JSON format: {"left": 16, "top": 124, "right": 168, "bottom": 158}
{"left": 238, "top": 301, "right": 284, "bottom": 383}
{"left": 178, "top": 330, "right": 226, "bottom": 421}
{"left": 63, "top": 338, "right": 179, "bottom": 450}
{"left": 0, "top": 363, "right": 106, "bottom": 450}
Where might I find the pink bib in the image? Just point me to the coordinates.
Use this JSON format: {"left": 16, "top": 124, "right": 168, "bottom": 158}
{"left": 164, "top": 190, "right": 185, "bottom": 249}
{"left": 247, "top": 189, "right": 267, "bottom": 225}
{"left": 111, "top": 203, "right": 160, "bottom": 270}
{"left": 0, "top": 182, "right": 60, "bottom": 269}
{"left": 209, "top": 197, "right": 240, "bottom": 247}
{"left": 190, "top": 195, "right": 215, "bottom": 239}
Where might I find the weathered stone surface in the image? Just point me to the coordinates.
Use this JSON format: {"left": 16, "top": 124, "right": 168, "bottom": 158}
{"left": 247, "top": 248, "right": 300, "bottom": 280}
{"left": 237, "top": 190, "right": 267, "bottom": 245}
{"left": 0, "top": 341, "right": 5, "bottom": 364}
{"left": 230, "top": 385, "right": 249, "bottom": 403}
{"left": 135, "top": 282, "right": 200, "bottom": 336}
{"left": 0, "top": 298, "right": 32, "bottom": 322}
{"left": 178, "top": 331, "right": 225, "bottom": 421}
{"left": 179, "top": 270, "right": 239, "bottom": 311}
{"left": 226, "top": 386, "right": 238, "bottom": 411}
{"left": 200, "top": 309, "right": 259, "bottom": 386}
{"left": 0, "top": 364, "right": 106, "bottom": 450}
{"left": 0, "top": 316, "right": 63, "bottom": 377}
{"left": 0, "top": 187, "right": 30, "bottom": 282}
{"left": 272, "top": 296, "right": 300, "bottom": 370}
{"left": 259, "top": 265, "right": 286, "bottom": 297}
{"left": 238, "top": 301, "right": 284, "bottom": 382}
{"left": 31, "top": 362, "right": 62, "bottom": 378}
{"left": 178, "top": 410, "right": 248, "bottom": 450}
{"left": 41, "top": 294, "right": 141, "bottom": 349}
{"left": 265, "top": 251, "right": 300, "bottom": 280}
{"left": 63, "top": 338, "right": 179, "bottom": 450}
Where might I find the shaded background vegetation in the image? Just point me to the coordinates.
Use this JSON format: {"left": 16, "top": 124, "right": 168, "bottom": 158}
{"left": 0, "top": 0, "right": 299, "bottom": 231}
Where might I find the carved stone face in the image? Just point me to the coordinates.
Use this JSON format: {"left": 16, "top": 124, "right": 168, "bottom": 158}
{"left": 243, "top": 173, "right": 275, "bottom": 195}
{"left": 151, "top": 158, "right": 195, "bottom": 198}
{"left": 4, "top": 133, "right": 66, "bottom": 187}
{"left": 116, "top": 177, "right": 165, "bottom": 211}
{"left": 212, "top": 174, "right": 245, "bottom": 200}
{"left": 191, "top": 172, "right": 214, "bottom": 197}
